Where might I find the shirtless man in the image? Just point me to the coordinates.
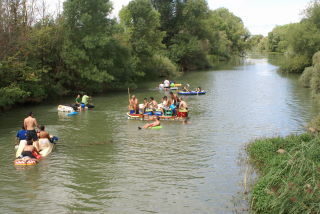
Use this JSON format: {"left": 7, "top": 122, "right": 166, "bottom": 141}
{"left": 139, "top": 116, "right": 161, "bottom": 129}
{"left": 129, "top": 95, "right": 139, "bottom": 113}
{"left": 38, "top": 125, "right": 50, "bottom": 141}
{"left": 169, "top": 92, "right": 180, "bottom": 105}
{"left": 179, "top": 97, "right": 188, "bottom": 110}
{"left": 149, "top": 97, "right": 158, "bottom": 110}
{"left": 24, "top": 112, "right": 39, "bottom": 151}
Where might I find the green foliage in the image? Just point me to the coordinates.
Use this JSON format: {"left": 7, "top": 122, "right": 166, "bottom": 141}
{"left": 299, "top": 66, "right": 314, "bottom": 87}
{"left": 120, "top": 0, "right": 171, "bottom": 79}
{"left": 299, "top": 51, "right": 320, "bottom": 97}
{"left": 0, "top": 0, "right": 251, "bottom": 109}
{"left": 62, "top": 0, "right": 115, "bottom": 85}
{"left": 280, "top": 54, "right": 310, "bottom": 73}
{"left": 247, "top": 133, "right": 320, "bottom": 214}
{"left": 267, "top": 24, "right": 293, "bottom": 53}
{"left": 206, "top": 8, "right": 250, "bottom": 59}
{"left": 266, "top": 1, "right": 320, "bottom": 73}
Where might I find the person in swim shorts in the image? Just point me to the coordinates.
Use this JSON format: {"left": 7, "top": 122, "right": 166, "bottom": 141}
{"left": 24, "top": 112, "right": 39, "bottom": 150}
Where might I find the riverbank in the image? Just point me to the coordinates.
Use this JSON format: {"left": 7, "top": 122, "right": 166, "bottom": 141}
{"left": 246, "top": 133, "right": 320, "bottom": 213}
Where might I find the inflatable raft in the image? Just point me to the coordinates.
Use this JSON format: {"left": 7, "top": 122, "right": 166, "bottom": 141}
{"left": 14, "top": 136, "right": 58, "bottom": 166}
{"left": 149, "top": 125, "right": 162, "bottom": 129}
{"left": 58, "top": 105, "right": 75, "bottom": 112}
{"left": 127, "top": 112, "right": 188, "bottom": 121}
{"left": 178, "top": 91, "right": 206, "bottom": 95}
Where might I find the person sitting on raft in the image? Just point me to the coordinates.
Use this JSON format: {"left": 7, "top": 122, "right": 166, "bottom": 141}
{"left": 160, "top": 96, "right": 169, "bottom": 113}
{"left": 149, "top": 97, "right": 158, "bottom": 110}
{"left": 139, "top": 116, "right": 161, "bottom": 129}
{"left": 38, "top": 125, "right": 50, "bottom": 141}
{"left": 182, "top": 86, "right": 190, "bottom": 92}
{"left": 19, "top": 138, "right": 38, "bottom": 160}
{"left": 75, "top": 94, "right": 81, "bottom": 106}
{"left": 16, "top": 125, "right": 27, "bottom": 146}
{"left": 81, "top": 94, "right": 89, "bottom": 105}
{"left": 195, "top": 87, "right": 202, "bottom": 92}
{"left": 141, "top": 97, "right": 149, "bottom": 113}
{"left": 169, "top": 92, "right": 180, "bottom": 105}
{"left": 129, "top": 95, "right": 139, "bottom": 114}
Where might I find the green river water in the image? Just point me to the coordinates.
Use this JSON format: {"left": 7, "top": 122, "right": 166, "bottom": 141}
{"left": 0, "top": 55, "right": 319, "bottom": 213}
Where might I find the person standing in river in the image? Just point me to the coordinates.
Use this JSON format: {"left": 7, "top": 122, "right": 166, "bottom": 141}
{"left": 24, "top": 112, "right": 40, "bottom": 151}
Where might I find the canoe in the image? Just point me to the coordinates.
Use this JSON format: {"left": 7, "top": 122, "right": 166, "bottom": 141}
{"left": 178, "top": 91, "right": 206, "bottom": 95}
{"left": 127, "top": 113, "right": 187, "bottom": 121}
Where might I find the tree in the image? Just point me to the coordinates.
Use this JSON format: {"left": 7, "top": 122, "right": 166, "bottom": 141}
{"left": 62, "top": 0, "right": 117, "bottom": 92}
{"left": 120, "top": 0, "right": 173, "bottom": 79}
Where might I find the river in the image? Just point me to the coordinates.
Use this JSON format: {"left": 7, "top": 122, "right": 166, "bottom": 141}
{"left": 0, "top": 55, "right": 319, "bottom": 213}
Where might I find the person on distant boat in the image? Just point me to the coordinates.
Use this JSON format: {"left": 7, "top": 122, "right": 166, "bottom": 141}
{"left": 182, "top": 86, "right": 190, "bottom": 92}
{"left": 159, "top": 83, "right": 164, "bottom": 90}
{"left": 20, "top": 138, "right": 38, "bottom": 159}
{"left": 75, "top": 94, "right": 81, "bottom": 105}
{"left": 24, "top": 112, "right": 39, "bottom": 151}
{"left": 195, "top": 87, "right": 202, "bottom": 92}
{"left": 139, "top": 116, "right": 161, "bottom": 129}
{"left": 149, "top": 97, "right": 158, "bottom": 110}
{"left": 129, "top": 95, "right": 139, "bottom": 114}
{"left": 82, "top": 94, "right": 89, "bottom": 105}
{"left": 164, "top": 79, "right": 170, "bottom": 89}
{"left": 16, "top": 125, "right": 27, "bottom": 146}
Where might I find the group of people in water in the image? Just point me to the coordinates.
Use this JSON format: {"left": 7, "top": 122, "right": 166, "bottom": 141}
{"left": 129, "top": 91, "right": 189, "bottom": 129}
{"left": 73, "top": 94, "right": 94, "bottom": 111}
{"left": 15, "top": 112, "right": 52, "bottom": 161}
{"left": 129, "top": 91, "right": 188, "bottom": 115}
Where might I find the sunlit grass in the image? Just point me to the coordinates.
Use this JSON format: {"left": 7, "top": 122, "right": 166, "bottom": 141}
{"left": 247, "top": 133, "right": 320, "bottom": 213}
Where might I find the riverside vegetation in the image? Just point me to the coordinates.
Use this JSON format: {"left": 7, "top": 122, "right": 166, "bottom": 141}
{"left": 0, "top": 0, "right": 249, "bottom": 109}
{"left": 247, "top": 133, "right": 320, "bottom": 213}
{"left": 246, "top": 1, "right": 320, "bottom": 213}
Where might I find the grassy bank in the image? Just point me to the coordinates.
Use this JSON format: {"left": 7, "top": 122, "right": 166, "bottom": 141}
{"left": 246, "top": 133, "right": 320, "bottom": 213}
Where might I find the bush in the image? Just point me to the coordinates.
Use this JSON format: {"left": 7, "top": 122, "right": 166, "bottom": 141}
{"left": 279, "top": 54, "right": 311, "bottom": 73}
{"left": 299, "top": 66, "right": 314, "bottom": 87}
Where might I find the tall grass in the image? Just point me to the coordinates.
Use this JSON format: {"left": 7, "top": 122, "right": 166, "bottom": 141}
{"left": 247, "top": 133, "right": 320, "bottom": 213}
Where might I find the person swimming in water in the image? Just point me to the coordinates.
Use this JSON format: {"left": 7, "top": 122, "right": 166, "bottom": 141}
{"left": 138, "top": 116, "right": 161, "bottom": 129}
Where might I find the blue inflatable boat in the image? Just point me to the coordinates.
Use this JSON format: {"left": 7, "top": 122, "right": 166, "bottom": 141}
{"left": 178, "top": 91, "right": 207, "bottom": 95}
